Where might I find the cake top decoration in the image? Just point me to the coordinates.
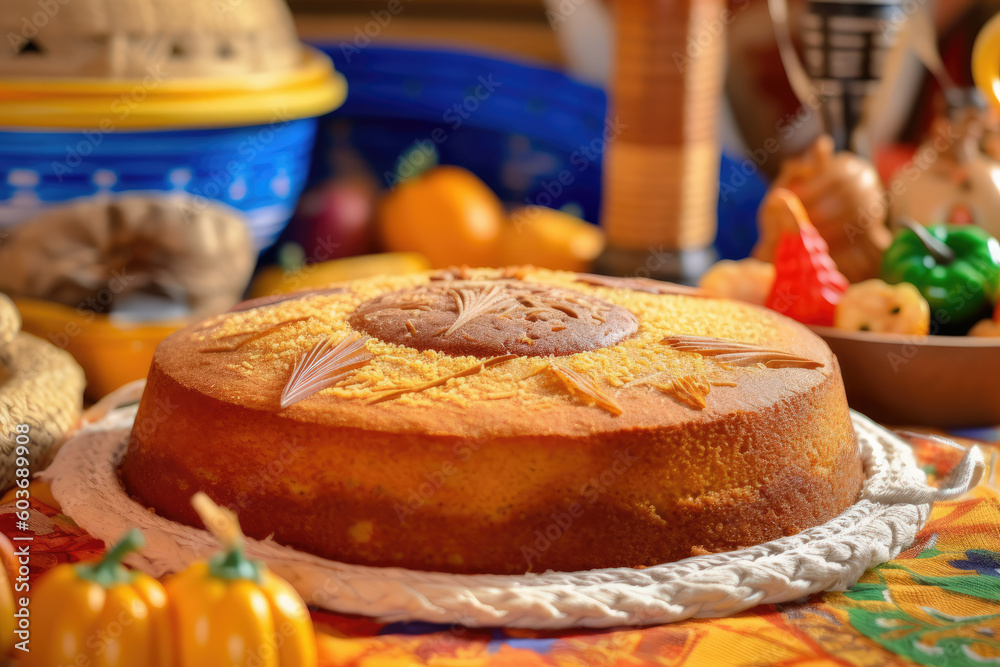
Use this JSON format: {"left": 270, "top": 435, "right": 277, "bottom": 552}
{"left": 280, "top": 333, "right": 374, "bottom": 409}
{"left": 348, "top": 279, "right": 639, "bottom": 358}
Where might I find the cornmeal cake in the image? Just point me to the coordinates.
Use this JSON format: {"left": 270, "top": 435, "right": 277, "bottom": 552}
{"left": 121, "top": 268, "right": 864, "bottom": 574}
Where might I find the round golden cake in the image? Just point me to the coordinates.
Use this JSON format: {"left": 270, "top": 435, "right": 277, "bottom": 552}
{"left": 121, "top": 268, "right": 864, "bottom": 575}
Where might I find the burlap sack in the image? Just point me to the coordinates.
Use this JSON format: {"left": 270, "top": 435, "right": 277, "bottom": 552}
{"left": 0, "top": 193, "right": 255, "bottom": 318}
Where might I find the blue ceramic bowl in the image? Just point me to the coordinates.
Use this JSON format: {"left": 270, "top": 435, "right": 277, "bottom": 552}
{"left": 0, "top": 118, "right": 319, "bottom": 251}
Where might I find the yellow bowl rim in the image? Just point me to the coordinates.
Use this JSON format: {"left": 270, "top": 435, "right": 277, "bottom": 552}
{"left": 0, "top": 47, "right": 346, "bottom": 129}
{"left": 0, "top": 46, "right": 332, "bottom": 96}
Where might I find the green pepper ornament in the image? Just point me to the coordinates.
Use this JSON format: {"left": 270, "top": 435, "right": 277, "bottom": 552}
{"left": 881, "top": 221, "right": 1000, "bottom": 334}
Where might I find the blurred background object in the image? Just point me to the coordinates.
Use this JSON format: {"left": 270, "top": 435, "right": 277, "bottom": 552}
{"left": 288, "top": 0, "right": 565, "bottom": 65}
{"left": 0, "top": 195, "right": 256, "bottom": 399}
{"left": 726, "top": 0, "right": 997, "bottom": 178}
{"left": 887, "top": 90, "right": 1000, "bottom": 238}
{"left": 250, "top": 252, "right": 431, "bottom": 297}
{"left": 0, "top": 195, "right": 255, "bottom": 318}
{"left": 266, "top": 42, "right": 764, "bottom": 282}
{"left": 543, "top": 0, "right": 613, "bottom": 85}
{"left": 273, "top": 0, "right": 997, "bottom": 272}
{"left": 767, "top": 0, "right": 907, "bottom": 152}
{"left": 593, "top": 0, "right": 725, "bottom": 283}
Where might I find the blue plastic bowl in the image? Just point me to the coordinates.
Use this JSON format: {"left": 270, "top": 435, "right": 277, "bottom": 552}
{"left": 0, "top": 119, "right": 319, "bottom": 251}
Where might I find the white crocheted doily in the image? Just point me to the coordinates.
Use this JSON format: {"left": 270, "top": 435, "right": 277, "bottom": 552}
{"left": 42, "top": 403, "right": 983, "bottom": 629}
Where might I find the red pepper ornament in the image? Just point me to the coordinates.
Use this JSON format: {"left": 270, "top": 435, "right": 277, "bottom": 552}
{"left": 763, "top": 188, "right": 850, "bottom": 326}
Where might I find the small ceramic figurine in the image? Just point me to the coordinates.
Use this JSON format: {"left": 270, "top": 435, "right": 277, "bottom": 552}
{"left": 697, "top": 258, "right": 775, "bottom": 306}
{"left": 888, "top": 90, "right": 1000, "bottom": 240}
{"left": 970, "top": 318, "right": 1000, "bottom": 337}
{"left": 834, "top": 279, "right": 930, "bottom": 335}
{"left": 753, "top": 135, "right": 891, "bottom": 283}
{"left": 761, "top": 188, "right": 850, "bottom": 327}
{"left": 969, "top": 301, "right": 1000, "bottom": 337}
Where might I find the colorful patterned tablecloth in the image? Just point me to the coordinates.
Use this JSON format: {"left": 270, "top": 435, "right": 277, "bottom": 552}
{"left": 5, "top": 426, "right": 1000, "bottom": 666}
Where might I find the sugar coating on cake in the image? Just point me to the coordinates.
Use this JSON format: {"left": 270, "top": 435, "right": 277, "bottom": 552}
{"left": 122, "top": 268, "right": 864, "bottom": 574}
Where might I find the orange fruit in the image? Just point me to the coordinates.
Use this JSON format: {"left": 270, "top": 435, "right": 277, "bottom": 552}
{"left": 500, "top": 206, "right": 605, "bottom": 272}
{"left": 377, "top": 166, "right": 504, "bottom": 268}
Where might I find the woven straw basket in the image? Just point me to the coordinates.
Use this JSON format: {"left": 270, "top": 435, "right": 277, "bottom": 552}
{"left": 0, "top": 0, "right": 300, "bottom": 78}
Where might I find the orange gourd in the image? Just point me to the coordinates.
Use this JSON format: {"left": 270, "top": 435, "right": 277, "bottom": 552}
{"left": 378, "top": 166, "right": 504, "bottom": 268}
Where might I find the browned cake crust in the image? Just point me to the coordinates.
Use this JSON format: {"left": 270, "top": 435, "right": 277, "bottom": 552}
{"left": 121, "top": 269, "right": 864, "bottom": 574}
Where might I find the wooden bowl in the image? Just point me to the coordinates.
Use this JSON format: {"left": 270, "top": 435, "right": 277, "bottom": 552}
{"left": 811, "top": 326, "right": 1000, "bottom": 427}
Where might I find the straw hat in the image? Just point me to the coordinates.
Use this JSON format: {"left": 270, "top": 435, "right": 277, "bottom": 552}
{"left": 0, "top": 0, "right": 301, "bottom": 78}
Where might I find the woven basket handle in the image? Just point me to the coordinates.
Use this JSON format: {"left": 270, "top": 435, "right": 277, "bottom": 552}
{"left": 919, "top": 445, "right": 985, "bottom": 503}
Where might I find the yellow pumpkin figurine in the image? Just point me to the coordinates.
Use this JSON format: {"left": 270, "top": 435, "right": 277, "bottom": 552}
{"left": 166, "top": 493, "right": 317, "bottom": 667}
{"left": 23, "top": 529, "right": 172, "bottom": 667}
{"left": 834, "top": 279, "right": 931, "bottom": 335}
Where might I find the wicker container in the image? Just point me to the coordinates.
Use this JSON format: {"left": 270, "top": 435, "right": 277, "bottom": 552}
{"left": 598, "top": 0, "right": 724, "bottom": 279}
{"left": 0, "top": 0, "right": 300, "bottom": 79}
